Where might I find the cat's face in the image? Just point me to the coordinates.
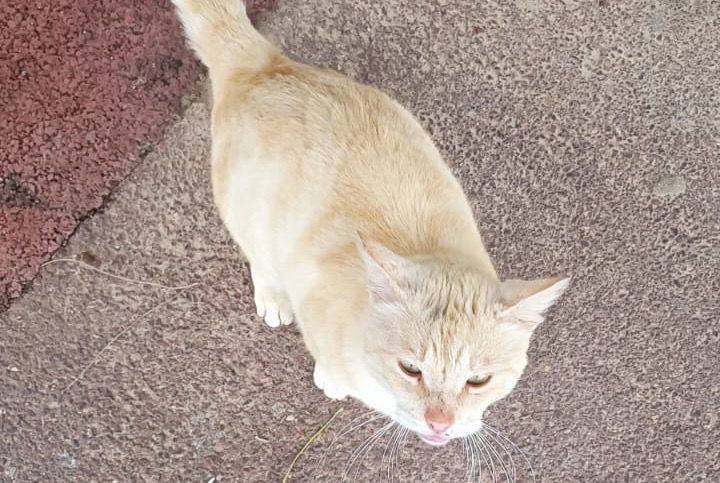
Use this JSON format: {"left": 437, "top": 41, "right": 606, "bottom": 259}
{"left": 357, "top": 239, "right": 569, "bottom": 445}
{"left": 363, "top": 281, "right": 535, "bottom": 445}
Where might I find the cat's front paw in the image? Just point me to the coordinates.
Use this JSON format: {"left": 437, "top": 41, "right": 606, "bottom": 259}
{"left": 313, "top": 365, "right": 348, "bottom": 400}
{"left": 254, "top": 287, "right": 294, "bottom": 328}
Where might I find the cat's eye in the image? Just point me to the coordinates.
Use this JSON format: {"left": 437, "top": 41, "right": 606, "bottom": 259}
{"left": 398, "top": 361, "right": 422, "bottom": 379}
{"left": 466, "top": 374, "right": 492, "bottom": 389}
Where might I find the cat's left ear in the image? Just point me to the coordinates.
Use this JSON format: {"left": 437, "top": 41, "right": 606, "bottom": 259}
{"left": 354, "top": 234, "right": 408, "bottom": 305}
{"left": 498, "top": 276, "right": 571, "bottom": 330}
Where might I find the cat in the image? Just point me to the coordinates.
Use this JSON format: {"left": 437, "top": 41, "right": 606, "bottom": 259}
{"left": 171, "top": 0, "right": 569, "bottom": 447}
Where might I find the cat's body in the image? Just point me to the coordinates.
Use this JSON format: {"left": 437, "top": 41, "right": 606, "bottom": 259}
{"left": 173, "top": 0, "right": 569, "bottom": 446}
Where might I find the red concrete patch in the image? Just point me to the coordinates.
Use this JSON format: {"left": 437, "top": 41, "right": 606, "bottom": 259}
{"left": 0, "top": 1, "right": 273, "bottom": 309}
{"left": 0, "top": 0, "right": 210, "bottom": 307}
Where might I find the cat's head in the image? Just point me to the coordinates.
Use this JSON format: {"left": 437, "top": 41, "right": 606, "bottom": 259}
{"left": 356, "top": 238, "right": 569, "bottom": 446}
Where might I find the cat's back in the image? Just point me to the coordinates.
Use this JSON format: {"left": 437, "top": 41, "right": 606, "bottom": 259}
{"left": 215, "top": 58, "right": 458, "bottom": 193}
{"left": 213, "top": 55, "right": 482, "bottom": 265}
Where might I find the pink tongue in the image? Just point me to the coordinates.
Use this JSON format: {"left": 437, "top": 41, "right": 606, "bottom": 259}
{"left": 419, "top": 434, "right": 450, "bottom": 446}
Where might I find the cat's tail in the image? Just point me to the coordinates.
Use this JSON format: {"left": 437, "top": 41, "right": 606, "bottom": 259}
{"left": 171, "top": 0, "right": 276, "bottom": 73}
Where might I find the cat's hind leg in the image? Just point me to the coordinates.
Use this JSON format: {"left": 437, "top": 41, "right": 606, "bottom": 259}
{"left": 251, "top": 267, "right": 294, "bottom": 327}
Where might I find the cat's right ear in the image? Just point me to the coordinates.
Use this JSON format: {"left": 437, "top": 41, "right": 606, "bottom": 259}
{"left": 354, "top": 235, "right": 406, "bottom": 305}
{"left": 497, "top": 276, "right": 571, "bottom": 331}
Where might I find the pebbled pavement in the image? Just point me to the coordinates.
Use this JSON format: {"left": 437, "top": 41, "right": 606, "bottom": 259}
{"left": 2, "top": 1, "right": 719, "bottom": 482}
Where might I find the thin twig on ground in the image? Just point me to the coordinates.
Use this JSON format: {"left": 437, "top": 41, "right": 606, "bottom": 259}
{"left": 45, "top": 257, "right": 200, "bottom": 394}
{"left": 43, "top": 257, "right": 197, "bottom": 290}
{"left": 60, "top": 287, "right": 196, "bottom": 394}
{"left": 282, "top": 408, "right": 344, "bottom": 483}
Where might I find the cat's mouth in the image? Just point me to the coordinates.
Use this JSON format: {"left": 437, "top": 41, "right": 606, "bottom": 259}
{"left": 418, "top": 433, "right": 451, "bottom": 446}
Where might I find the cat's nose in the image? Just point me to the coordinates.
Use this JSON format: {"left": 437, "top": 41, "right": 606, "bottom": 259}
{"left": 424, "top": 408, "right": 454, "bottom": 434}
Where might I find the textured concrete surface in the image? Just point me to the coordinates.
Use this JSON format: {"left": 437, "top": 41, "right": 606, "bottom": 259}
{"left": 2, "top": 0, "right": 719, "bottom": 482}
{"left": 0, "top": 0, "right": 203, "bottom": 308}
{"left": 0, "top": 0, "right": 273, "bottom": 309}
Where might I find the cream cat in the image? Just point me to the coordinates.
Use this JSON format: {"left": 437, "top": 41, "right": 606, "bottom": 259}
{"left": 172, "top": 0, "right": 569, "bottom": 446}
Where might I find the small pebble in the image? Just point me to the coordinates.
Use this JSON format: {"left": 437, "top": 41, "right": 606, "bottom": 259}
{"left": 652, "top": 175, "right": 686, "bottom": 197}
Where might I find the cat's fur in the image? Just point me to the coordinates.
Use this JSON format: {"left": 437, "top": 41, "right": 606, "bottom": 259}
{"left": 172, "top": 0, "right": 569, "bottom": 446}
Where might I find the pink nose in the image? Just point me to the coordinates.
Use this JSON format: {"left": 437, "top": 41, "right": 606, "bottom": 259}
{"left": 424, "top": 408, "right": 454, "bottom": 434}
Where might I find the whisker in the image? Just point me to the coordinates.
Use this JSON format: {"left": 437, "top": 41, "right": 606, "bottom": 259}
{"left": 359, "top": 422, "right": 394, "bottom": 482}
{"left": 390, "top": 427, "right": 404, "bottom": 483}
{"left": 473, "top": 433, "right": 497, "bottom": 483}
{"left": 391, "top": 427, "right": 408, "bottom": 482}
{"left": 479, "top": 432, "right": 513, "bottom": 482}
{"left": 331, "top": 410, "right": 382, "bottom": 445}
{"left": 343, "top": 421, "right": 394, "bottom": 482}
{"left": 381, "top": 424, "right": 400, "bottom": 482}
{"left": 467, "top": 435, "right": 478, "bottom": 482}
{"left": 316, "top": 410, "right": 380, "bottom": 471}
{"left": 482, "top": 429, "right": 517, "bottom": 482}
{"left": 483, "top": 424, "right": 536, "bottom": 483}
{"left": 469, "top": 434, "right": 485, "bottom": 483}
{"left": 461, "top": 437, "right": 469, "bottom": 479}
{"left": 462, "top": 437, "right": 474, "bottom": 482}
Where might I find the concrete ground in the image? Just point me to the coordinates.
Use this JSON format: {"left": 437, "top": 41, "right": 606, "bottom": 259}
{"left": 0, "top": 0, "right": 203, "bottom": 308}
{"left": 2, "top": 1, "right": 719, "bottom": 482}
